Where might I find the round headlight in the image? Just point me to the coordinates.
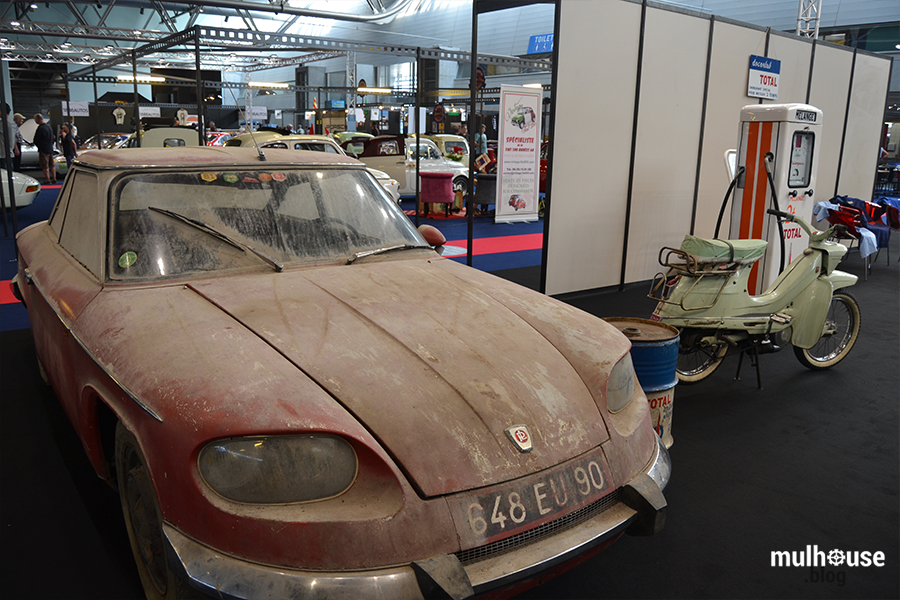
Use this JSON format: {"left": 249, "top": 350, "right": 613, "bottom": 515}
{"left": 607, "top": 353, "right": 636, "bottom": 413}
{"left": 198, "top": 435, "right": 357, "bottom": 504}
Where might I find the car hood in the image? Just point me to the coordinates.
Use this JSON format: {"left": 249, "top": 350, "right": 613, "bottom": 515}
{"left": 188, "top": 256, "right": 616, "bottom": 497}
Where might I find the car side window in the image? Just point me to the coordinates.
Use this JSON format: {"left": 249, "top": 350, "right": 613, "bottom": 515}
{"left": 163, "top": 138, "right": 186, "bottom": 147}
{"left": 57, "top": 171, "right": 103, "bottom": 278}
{"left": 268, "top": 142, "right": 289, "bottom": 149}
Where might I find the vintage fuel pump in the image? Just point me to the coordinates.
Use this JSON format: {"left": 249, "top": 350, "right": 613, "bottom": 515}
{"left": 729, "top": 103, "right": 823, "bottom": 294}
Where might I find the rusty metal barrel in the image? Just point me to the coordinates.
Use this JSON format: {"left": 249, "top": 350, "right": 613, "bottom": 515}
{"left": 604, "top": 317, "right": 679, "bottom": 448}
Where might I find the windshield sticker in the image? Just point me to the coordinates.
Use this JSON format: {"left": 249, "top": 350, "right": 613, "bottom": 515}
{"left": 223, "top": 173, "right": 238, "bottom": 184}
{"left": 258, "top": 173, "right": 272, "bottom": 182}
{"left": 118, "top": 251, "right": 138, "bottom": 268}
{"left": 272, "top": 172, "right": 286, "bottom": 181}
{"left": 242, "top": 176, "right": 260, "bottom": 183}
{"left": 200, "top": 172, "right": 217, "bottom": 182}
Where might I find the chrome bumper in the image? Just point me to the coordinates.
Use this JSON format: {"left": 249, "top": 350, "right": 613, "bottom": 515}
{"left": 166, "top": 436, "right": 670, "bottom": 600}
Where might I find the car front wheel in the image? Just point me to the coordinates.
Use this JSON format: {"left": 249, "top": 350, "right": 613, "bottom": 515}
{"left": 453, "top": 176, "right": 468, "bottom": 198}
{"left": 115, "top": 422, "right": 203, "bottom": 600}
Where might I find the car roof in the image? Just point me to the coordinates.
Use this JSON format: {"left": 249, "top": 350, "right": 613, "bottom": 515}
{"left": 73, "top": 146, "right": 362, "bottom": 169}
{"left": 266, "top": 134, "right": 336, "bottom": 144}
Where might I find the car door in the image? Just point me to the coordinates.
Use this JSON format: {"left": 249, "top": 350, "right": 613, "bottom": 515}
{"left": 360, "top": 140, "right": 407, "bottom": 188}
{"left": 17, "top": 169, "right": 104, "bottom": 429}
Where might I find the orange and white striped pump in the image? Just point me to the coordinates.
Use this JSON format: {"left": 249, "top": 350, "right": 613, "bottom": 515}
{"left": 730, "top": 103, "right": 823, "bottom": 295}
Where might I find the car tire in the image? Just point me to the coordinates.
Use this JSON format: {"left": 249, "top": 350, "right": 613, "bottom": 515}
{"left": 115, "top": 422, "right": 204, "bottom": 600}
{"left": 452, "top": 176, "right": 468, "bottom": 198}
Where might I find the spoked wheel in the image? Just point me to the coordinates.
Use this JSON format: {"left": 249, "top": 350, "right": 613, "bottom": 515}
{"left": 115, "top": 423, "right": 202, "bottom": 600}
{"left": 794, "top": 291, "right": 861, "bottom": 370}
{"left": 676, "top": 334, "right": 727, "bottom": 384}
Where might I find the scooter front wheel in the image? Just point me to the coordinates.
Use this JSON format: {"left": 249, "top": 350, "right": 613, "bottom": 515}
{"left": 676, "top": 338, "right": 727, "bottom": 384}
{"left": 794, "top": 291, "right": 861, "bottom": 370}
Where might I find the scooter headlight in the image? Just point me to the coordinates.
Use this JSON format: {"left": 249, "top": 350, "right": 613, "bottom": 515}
{"left": 607, "top": 353, "right": 637, "bottom": 413}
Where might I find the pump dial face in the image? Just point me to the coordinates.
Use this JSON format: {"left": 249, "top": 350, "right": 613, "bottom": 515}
{"left": 788, "top": 131, "right": 814, "bottom": 188}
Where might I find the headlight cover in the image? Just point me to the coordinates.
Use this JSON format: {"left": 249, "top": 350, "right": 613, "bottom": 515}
{"left": 199, "top": 435, "right": 358, "bottom": 504}
{"left": 606, "top": 353, "right": 636, "bottom": 413}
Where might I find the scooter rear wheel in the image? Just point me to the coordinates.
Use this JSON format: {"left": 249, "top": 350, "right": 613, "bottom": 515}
{"left": 676, "top": 338, "right": 727, "bottom": 384}
{"left": 794, "top": 291, "right": 861, "bottom": 370}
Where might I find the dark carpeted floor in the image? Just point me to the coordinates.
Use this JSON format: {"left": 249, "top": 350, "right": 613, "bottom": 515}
{"left": 1, "top": 232, "right": 897, "bottom": 599}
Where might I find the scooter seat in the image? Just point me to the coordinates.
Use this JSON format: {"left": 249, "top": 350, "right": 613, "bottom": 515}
{"left": 680, "top": 235, "right": 768, "bottom": 265}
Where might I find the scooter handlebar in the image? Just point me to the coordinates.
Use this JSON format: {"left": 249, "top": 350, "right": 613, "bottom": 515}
{"left": 766, "top": 208, "right": 793, "bottom": 221}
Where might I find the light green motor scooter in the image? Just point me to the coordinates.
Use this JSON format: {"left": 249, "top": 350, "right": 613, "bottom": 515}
{"left": 648, "top": 209, "right": 860, "bottom": 384}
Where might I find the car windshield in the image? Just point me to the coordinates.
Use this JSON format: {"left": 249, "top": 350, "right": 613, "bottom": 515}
{"left": 109, "top": 167, "right": 424, "bottom": 281}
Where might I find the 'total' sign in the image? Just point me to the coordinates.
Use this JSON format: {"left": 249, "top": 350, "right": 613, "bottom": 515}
{"left": 748, "top": 54, "right": 781, "bottom": 100}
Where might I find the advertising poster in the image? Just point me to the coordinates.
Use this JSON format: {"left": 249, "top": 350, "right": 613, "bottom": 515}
{"left": 496, "top": 85, "right": 541, "bottom": 223}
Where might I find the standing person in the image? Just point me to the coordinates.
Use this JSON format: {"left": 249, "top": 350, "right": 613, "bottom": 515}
{"left": 474, "top": 124, "right": 488, "bottom": 156}
{"left": 13, "top": 113, "right": 26, "bottom": 171}
{"left": 458, "top": 123, "right": 468, "bottom": 138}
{"left": 370, "top": 120, "right": 379, "bottom": 136}
{"left": 1, "top": 104, "right": 21, "bottom": 170}
{"left": 33, "top": 114, "right": 56, "bottom": 184}
{"left": 59, "top": 123, "right": 77, "bottom": 169}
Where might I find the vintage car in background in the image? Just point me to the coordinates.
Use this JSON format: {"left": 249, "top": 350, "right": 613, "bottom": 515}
{"left": 13, "top": 146, "right": 669, "bottom": 600}
{"left": 224, "top": 126, "right": 293, "bottom": 148}
{"left": 78, "top": 132, "right": 130, "bottom": 150}
{"left": 0, "top": 168, "right": 41, "bottom": 208}
{"left": 205, "top": 131, "right": 234, "bottom": 146}
{"left": 418, "top": 133, "right": 470, "bottom": 163}
{"left": 342, "top": 135, "right": 471, "bottom": 198}
{"left": 122, "top": 126, "right": 201, "bottom": 148}
{"left": 332, "top": 131, "right": 373, "bottom": 145}
{"left": 258, "top": 134, "right": 400, "bottom": 203}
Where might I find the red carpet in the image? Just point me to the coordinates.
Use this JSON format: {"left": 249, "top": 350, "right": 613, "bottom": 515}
{"left": 444, "top": 233, "right": 542, "bottom": 256}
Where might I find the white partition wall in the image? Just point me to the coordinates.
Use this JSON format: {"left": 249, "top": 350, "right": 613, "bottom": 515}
{"left": 545, "top": 0, "right": 891, "bottom": 296}
{"left": 807, "top": 43, "right": 855, "bottom": 204}
{"left": 624, "top": 7, "right": 709, "bottom": 282}
{"left": 545, "top": 0, "right": 641, "bottom": 294}
{"left": 692, "top": 21, "right": 768, "bottom": 239}
{"left": 839, "top": 52, "right": 893, "bottom": 197}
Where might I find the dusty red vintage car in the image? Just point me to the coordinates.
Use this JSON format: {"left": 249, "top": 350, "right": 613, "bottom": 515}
{"left": 13, "top": 147, "right": 669, "bottom": 600}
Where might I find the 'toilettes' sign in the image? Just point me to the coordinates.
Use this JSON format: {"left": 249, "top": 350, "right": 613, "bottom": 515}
{"left": 748, "top": 54, "right": 781, "bottom": 100}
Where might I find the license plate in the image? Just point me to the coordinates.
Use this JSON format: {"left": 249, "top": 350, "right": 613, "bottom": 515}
{"left": 451, "top": 448, "right": 614, "bottom": 547}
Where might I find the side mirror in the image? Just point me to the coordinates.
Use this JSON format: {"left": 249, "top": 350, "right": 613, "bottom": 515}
{"left": 418, "top": 224, "right": 446, "bottom": 247}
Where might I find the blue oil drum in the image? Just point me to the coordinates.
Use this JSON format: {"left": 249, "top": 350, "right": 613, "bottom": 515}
{"left": 604, "top": 317, "right": 679, "bottom": 391}
{"left": 604, "top": 317, "right": 679, "bottom": 448}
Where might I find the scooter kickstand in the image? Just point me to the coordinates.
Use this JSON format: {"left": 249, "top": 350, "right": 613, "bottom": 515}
{"left": 734, "top": 345, "right": 763, "bottom": 389}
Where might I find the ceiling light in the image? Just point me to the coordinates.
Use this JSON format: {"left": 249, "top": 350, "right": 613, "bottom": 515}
{"left": 29, "top": 3, "right": 37, "bottom": 9}
{"left": 523, "top": 83, "right": 543, "bottom": 89}
{"left": 10, "top": 21, "right": 20, "bottom": 27}
{"left": 357, "top": 86, "right": 392, "bottom": 95}
{"left": 248, "top": 81, "right": 289, "bottom": 89}
{"left": 117, "top": 74, "right": 165, "bottom": 83}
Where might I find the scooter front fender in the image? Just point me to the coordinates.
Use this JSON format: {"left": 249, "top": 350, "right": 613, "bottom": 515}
{"left": 791, "top": 270, "right": 857, "bottom": 349}
{"left": 823, "top": 269, "right": 858, "bottom": 293}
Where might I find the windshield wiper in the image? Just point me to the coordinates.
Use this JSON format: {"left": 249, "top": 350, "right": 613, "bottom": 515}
{"left": 347, "top": 244, "right": 431, "bottom": 265}
{"left": 148, "top": 206, "right": 283, "bottom": 272}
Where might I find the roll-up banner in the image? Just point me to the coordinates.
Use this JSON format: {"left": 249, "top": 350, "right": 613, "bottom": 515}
{"left": 496, "top": 85, "right": 541, "bottom": 223}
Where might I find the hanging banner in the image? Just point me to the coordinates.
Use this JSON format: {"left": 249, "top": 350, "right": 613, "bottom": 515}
{"left": 496, "top": 85, "right": 541, "bottom": 223}
{"left": 61, "top": 101, "right": 89, "bottom": 117}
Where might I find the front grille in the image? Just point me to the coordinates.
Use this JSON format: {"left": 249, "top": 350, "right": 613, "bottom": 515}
{"left": 454, "top": 489, "right": 623, "bottom": 566}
